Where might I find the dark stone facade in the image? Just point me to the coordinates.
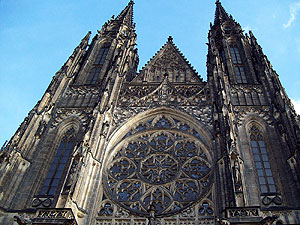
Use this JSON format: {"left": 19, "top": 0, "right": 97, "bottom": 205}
{"left": 0, "top": 1, "right": 299, "bottom": 224}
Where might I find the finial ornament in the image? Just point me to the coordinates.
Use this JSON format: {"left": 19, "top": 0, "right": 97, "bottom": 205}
{"left": 216, "top": 0, "right": 221, "bottom": 4}
{"left": 168, "top": 36, "right": 173, "bottom": 43}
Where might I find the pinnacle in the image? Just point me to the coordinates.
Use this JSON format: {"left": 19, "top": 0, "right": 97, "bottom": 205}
{"left": 82, "top": 31, "right": 91, "bottom": 42}
{"left": 115, "top": 0, "right": 134, "bottom": 27}
{"left": 214, "top": 0, "right": 230, "bottom": 25}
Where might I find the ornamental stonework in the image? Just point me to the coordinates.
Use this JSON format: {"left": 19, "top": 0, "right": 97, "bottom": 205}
{"left": 103, "top": 115, "right": 213, "bottom": 217}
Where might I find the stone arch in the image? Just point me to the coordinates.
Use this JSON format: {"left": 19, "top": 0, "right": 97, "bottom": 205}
{"left": 35, "top": 115, "right": 84, "bottom": 196}
{"left": 43, "top": 116, "right": 83, "bottom": 160}
{"left": 107, "top": 107, "right": 213, "bottom": 156}
{"left": 55, "top": 116, "right": 83, "bottom": 142}
{"left": 101, "top": 107, "right": 215, "bottom": 217}
{"left": 239, "top": 114, "right": 282, "bottom": 206}
{"left": 244, "top": 115, "right": 269, "bottom": 136}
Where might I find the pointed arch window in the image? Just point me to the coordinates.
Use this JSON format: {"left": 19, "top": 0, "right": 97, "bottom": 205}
{"left": 230, "top": 46, "right": 242, "bottom": 64}
{"left": 86, "top": 46, "right": 109, "bottom": 85}
{"left": 229, "top": 46, "right": 247, "bottom": 84}
{"left": 250, "top": 126, "right": 276, "bottom": 193}
{"left": 220, "top": 50, "right": 229, "bottom": 74}
{"left": 40, "top": 128, "right": 76, "bottom": 196}
{"left": 86, "top": 67, "right": 102, "bottom": 85}
{"left": 221, "top": 50, "right": 227, "bottom": 64}
{"left": 94, "top": 47, "right": 109, "bottom": 65}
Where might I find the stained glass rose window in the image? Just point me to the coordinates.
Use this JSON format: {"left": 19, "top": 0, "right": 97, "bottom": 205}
{"left": 103, "top": 116, "right": 213, "bottom": 216}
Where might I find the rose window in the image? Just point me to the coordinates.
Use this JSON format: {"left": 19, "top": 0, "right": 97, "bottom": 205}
{"left": 140, "top": 153, "right": 179, "bottom": 184}
{"left": 104, "top": 116, "right": 213, "bottom": 216}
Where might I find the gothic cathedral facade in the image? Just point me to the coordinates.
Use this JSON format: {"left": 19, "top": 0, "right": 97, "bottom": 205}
{"left": 1, "top": 1, "right": 300, "bottom": 225}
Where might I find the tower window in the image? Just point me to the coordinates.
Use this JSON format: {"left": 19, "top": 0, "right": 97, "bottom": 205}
{"left": 234, "top": 66, "right": 247, "bottom": 84}
{"left": 250, "top": 126, "right": 276, "bottom": 193}
{"left": 40, "top": 129, "right": 75, "bottom": 196}
{"left": 230, "top": 46, "right": 248, "bottom": 84}
{"left": 94, "top": 47, "right": 109, "bottom": 65}
{"left": 87, "top": 67, "right": 102, "bottom": 85}
{"left": 86, "top": 46, "right": 109, "bottom": 85}
{"left": 230, "top": 46, "right": 242, "bottom": 64}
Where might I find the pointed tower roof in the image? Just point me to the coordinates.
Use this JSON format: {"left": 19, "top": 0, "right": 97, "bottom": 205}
{"left": 80, "top": 31, "right": 91, "bottom": 48}
{"left": 214, "top": 0, "right": 231, "bottom": 25}
{"left": 134, "top": 36, "right": 202, "bottom": 83}
{"left": 115, "top": 0, "right": 134, "bottom": 27}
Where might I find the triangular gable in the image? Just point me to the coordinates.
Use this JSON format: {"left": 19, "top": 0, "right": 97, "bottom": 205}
{"left": 133, "top": 36, "right": 203, "bottom": 83}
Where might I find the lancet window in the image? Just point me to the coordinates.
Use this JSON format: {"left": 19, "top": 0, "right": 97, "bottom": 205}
{"left": 220, "top": 50, "right": 229, "bottom": 73}
{"left": 86, "top": 46, "right": 109, "bottom": 85}
{"left": 229, "top": 46, "right": 247, "bottom": 84}
{"left": 250, "top": 125, "right": 276, "bottom": 193}
{"left": 40, "top": 128, "right": 76, "bottom": 196}
{"left": 103, "top": 115, "right": 213, "bottom": 217}
{"left": 95, "top": 47, "right": 109, "bottom": 65}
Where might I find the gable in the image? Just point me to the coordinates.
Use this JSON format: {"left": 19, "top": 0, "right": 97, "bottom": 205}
{"left": 133, "top": 37, "right": 203, "bottom": 83}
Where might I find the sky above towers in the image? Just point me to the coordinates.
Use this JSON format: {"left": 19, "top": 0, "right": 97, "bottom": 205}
{"left": 0, "top": 0, "right": 300, "bottom": 146}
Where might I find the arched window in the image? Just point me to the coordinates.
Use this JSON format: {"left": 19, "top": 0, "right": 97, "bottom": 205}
{"left": 250, "top": 125, "right": 276, "bottom": 193}
{"left": 229, "top": 45, "right": 247, "bottom": 84}
{"left": 94, "top": 47, "right": 109, "bottom": 65}
{"left": 86, "top": 46, "right": 110, "bottom": 85}
{"left": 40, "top": 128, "right": 76, "bottom": 196}
{"left": 86, "top": 67, "right": 102, "bottom": 85}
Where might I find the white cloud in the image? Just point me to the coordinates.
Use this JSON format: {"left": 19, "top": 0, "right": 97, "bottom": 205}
{"left": 291, "top": 99, "right": 300, "bottom": 114}
{"left": 283, "top": 2, "right": 300, "bottom": 28}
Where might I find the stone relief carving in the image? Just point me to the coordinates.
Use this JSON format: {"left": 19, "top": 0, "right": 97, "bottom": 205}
{"left": 153, "top": 44, "right": 185, "bottom": 70}
{"left": 234, "top": 106, "right": 272, "bottom": 125}
{"left": 134, "top": 38, "right": 201, "bottom": 83}
{"left": 179, "top": 106, "right": 213, "bottom": 128}
{"left": 230, "top": 84, "right": 263, "bottom": 93}
{"left": 119, "top": 76, "right": 207, "bottom": 108}
{"left": 66, "top": 85, "right": 99, "bottom": 95}
{"left": 96, "top": 199, "right": 214, "bottom": 225}
{"left": 226, "top": 207, "right": 260, "bottom": 218}
{"left": 113, "top": 107, "right": 145, "bottom": 126}
{"left": 113, "top": 76, "right": 212, "bottom": 132}
{"left": 51, "top": 108, "right": 92, "bottom": 129}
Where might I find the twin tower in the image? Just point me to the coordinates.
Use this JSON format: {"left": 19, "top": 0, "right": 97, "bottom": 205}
{"left": 0, "top": 1, "right": 300, "bottom": 225}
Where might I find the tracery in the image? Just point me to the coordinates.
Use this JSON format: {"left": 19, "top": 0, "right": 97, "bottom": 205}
{"left": 103, "top": 114, "right": 213, "bottom": 216}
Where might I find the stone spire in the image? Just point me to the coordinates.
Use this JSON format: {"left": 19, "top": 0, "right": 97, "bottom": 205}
{"left": 115, "top": 0, "right": 134, "bottom": 27}
{"left": 80, "top": 31, "right": 91, "bottom": 48}
{"left": 214, "top": 0, "right": 231, "bottom": 25}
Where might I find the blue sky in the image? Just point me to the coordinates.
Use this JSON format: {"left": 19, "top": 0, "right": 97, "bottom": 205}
{"left": 0, "top": 0, "right": 300, "bottom": 146}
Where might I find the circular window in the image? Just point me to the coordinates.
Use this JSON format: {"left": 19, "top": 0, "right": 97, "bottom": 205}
{"left": 103, "top": 116, "right": 213, "bottom": 216}
{"left": 140, "top": 153, "right": 179, "bottom": 184}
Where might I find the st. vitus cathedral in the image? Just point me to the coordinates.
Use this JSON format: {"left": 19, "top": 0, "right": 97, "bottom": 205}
{"left": 0, "top": 1, "right": 300, "bottom": 224}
